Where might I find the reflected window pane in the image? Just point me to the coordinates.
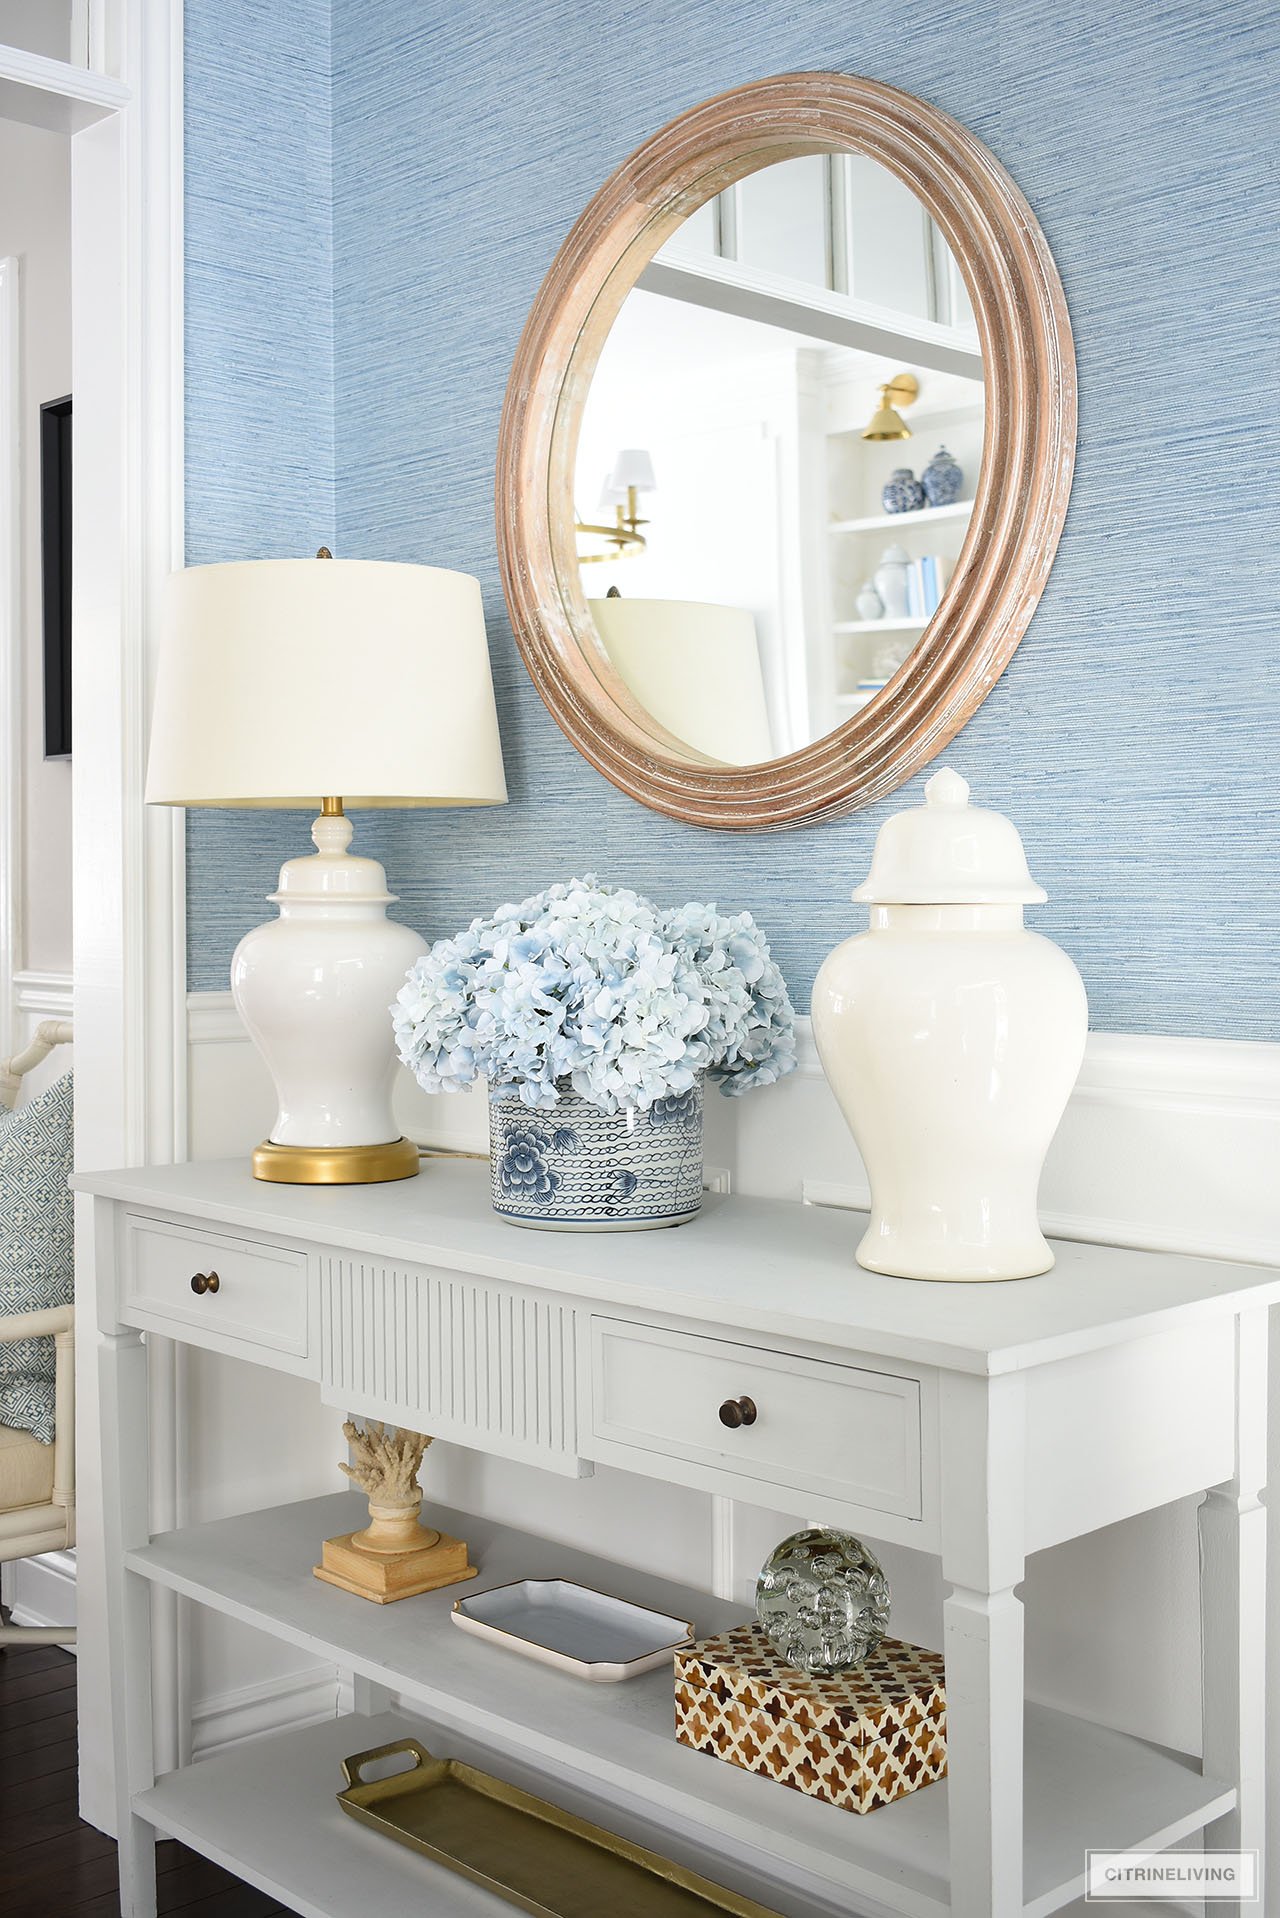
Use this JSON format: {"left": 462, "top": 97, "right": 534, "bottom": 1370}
{"left": 840, "top": 155, "right": 933, "bottom": 321}
{"left": 733, "top": 155, "right": 830, "bottom": 288}
{"left": 656, "top": 195, "right": 719, "bottom": 265}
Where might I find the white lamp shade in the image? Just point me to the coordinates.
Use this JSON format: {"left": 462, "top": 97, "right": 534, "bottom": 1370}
{"left": 610, "top": 448, "right": 657, "bottom": 493}
{"left": 588, "top": 597, "right": 774, "bottom": 766}
{"left": 145, "top": 558, "right": 508, "bottom": 808}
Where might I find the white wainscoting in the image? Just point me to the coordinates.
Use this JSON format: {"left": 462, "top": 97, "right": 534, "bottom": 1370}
{"left": 182, "top": 992, "right": 1279, "bottom": 1830}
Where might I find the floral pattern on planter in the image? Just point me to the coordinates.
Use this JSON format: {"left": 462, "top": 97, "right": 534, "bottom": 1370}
{"left": 490, "top": 1081, "right": 704, "bottom": 1231}
{"left": 494, "top": 1122, "right": 563, "bottom": 1208}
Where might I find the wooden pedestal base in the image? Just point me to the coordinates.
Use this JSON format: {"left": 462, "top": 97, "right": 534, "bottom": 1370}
{"left": 313, "top": 1527, "right": 477, "bottom": 1604}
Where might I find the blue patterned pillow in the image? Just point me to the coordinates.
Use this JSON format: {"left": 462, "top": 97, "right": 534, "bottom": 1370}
{"left": 0, "top": 1071, "right": 73, "bottom": 1444}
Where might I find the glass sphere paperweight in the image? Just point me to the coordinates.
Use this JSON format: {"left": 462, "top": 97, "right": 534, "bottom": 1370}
{"left": 755, "top": 1527, "right": 891, "bottom": 1676}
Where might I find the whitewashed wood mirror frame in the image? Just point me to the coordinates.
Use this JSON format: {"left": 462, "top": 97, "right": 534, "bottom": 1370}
{"left": 496, "top": 70, "right": 1076, "bottom": 828}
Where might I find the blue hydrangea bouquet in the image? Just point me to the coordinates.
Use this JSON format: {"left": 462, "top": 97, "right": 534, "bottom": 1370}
{"left": 393, "top": 876, "right": 796, "bottom": 1232}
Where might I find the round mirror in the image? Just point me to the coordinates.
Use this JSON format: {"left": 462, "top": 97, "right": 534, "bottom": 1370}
{"left": 497, "top": 74, "right": 1075, "bottom": 828}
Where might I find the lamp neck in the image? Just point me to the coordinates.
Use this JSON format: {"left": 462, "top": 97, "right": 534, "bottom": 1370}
{"left": 312, "top": 809, "right": 355, "bottom": 859}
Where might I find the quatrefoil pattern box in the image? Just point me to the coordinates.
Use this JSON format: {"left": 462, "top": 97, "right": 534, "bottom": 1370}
{"left": 674, "top": 1623, "right": 947, "bottom": 1814}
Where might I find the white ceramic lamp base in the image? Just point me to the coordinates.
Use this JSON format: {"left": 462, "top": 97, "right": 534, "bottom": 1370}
{"left": 231, "top": 810, "right": 427, "bottom": 1184}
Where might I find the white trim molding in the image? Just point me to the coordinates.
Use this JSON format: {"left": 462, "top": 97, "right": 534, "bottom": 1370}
{"left": 14, "top": 969, "right": 74, "bottom": 1017}
{"left": 187, "top": 989, "right": 244, "bottom": 1045}
{"left": 3, "top": 1548, "right": 78, "bottom": 1640}
{"left": 190, "top": 1666, "right": 339, "bottom": 1765}
{"left": 800, "top": 1027, "right": 1280, "bottom": 1268}
{"left": 71, "top": 0, "right": 186, "bottom": 1836}
{"left": 0, "top": 42, "right": 129, "bottom": 133}
{"left": 0, "top": 255, "right": 18, "bottom": 1067}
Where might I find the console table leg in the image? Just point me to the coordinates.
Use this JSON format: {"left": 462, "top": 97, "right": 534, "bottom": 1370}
{"left": 351, "top": 1673, "right": 394, "bottom": 1715}
{"left": 100, "top": 1329, "right": 158, "bottom": 1918}
{"left": 1200, "top": 1308, "right": 1269, "bottom": 1915}
{"left": 944, "top": 1583, "right": 1024, "bottom": 1918}
{"left": 940, "top": 1370, "right": 1026, "bottom": 1918}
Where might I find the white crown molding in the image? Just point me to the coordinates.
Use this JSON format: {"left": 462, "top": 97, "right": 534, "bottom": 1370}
{"left": 190, "top": 1665, "right": 339, "bottom": 1763}
{"left": 14, "top": 969, "right": 75, "bottom": 1017}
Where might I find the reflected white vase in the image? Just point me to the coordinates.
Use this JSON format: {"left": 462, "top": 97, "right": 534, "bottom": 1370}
{"left": 812, "top": 769, "right": 1087, "bottom": 1281}
{"left": 872, "top": 545, "right": 911, "bottom": 619}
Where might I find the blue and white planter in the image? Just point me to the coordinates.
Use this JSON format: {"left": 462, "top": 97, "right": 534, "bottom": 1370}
{"left": 489, "top": 1081, "right": 704, "bottom": 1231}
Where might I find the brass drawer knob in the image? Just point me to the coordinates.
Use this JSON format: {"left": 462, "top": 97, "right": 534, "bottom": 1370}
{"left": 190, "top": 1270, "right": 220, "bottom": 1296}
{"left": 718, "top": 1395, "right": 757, "bottom": 1429}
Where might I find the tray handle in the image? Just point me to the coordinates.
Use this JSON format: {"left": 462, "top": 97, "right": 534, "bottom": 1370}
{"left": 341, "top": 1737, "right": 434, "bottom": 1787}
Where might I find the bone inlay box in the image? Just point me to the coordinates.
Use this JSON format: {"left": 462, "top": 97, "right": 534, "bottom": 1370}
{"left": 674, "top": 1624, "right": 947, "bottom": 1814}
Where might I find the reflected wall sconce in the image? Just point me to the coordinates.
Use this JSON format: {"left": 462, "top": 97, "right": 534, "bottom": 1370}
{"left": 576, "top": 447, "right": 656, "bottom": 563}
{"left": 861, "top": 373, "right": 920, "bottom": 442}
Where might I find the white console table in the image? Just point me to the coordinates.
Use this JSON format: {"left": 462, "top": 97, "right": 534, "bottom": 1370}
{"left": 78, "top": 1157, "right": 1277, "bottom": 1918}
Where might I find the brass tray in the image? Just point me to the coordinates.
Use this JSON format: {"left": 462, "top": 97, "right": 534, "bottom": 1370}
{"left": 337, "top": 1736, "right": 784, "bottom": 1918}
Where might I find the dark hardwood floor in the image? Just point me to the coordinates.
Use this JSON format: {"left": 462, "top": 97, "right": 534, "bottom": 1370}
{"left": 0, "top": 1642, "right": 290, "bottom": 1917}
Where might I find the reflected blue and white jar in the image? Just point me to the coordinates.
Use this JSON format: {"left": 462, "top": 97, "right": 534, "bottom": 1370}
{"left": 881, "top": 467, "right": 925, "bottom": 515}
{"left": 489, "top": 1081, "right": 704, "bottom": 1231}
{"left": 922, "top": 446, "right": 963, "bottom": 507}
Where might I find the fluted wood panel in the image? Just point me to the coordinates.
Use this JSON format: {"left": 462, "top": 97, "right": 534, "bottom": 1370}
{"left": 319, "top": 1256, "right": 579, "bottom": 1472}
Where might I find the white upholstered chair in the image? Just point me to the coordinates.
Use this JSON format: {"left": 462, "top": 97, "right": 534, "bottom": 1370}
{"left": 0, "top": 1018, "right": 75, "bottom": 1648}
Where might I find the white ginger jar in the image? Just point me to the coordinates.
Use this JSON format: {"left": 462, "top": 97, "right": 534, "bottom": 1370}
{"left": 812, "top": 768, "right": 1087, "bottom": 1281}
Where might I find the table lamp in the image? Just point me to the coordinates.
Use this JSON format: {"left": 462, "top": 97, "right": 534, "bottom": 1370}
{"left": 146, "top": 554, "right": 507, "bottom": 1185}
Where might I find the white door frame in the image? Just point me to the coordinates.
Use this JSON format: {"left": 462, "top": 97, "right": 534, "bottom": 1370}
{"left": 0, "top": 251, "right": 19, "bottom": 1069}
{"left": 67, "top": 0, "right": 186, "bottom": 1834}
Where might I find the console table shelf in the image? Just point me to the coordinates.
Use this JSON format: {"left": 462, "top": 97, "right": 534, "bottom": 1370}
{"left": 128, "top": 1492, "right": 1233, "bottom": 1918}
{"left": 78, "top": 1157, "right": 1277, "bottom": 1918}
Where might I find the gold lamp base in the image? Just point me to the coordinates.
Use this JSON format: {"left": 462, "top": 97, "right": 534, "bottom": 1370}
{"left": 252, "top": 1137, "right": 421, "bottom": 1185}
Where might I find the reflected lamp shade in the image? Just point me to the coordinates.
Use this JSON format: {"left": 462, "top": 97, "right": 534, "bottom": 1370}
{"left": 588, "top": 597, "right": 773, "bottom": 766}
{"left": 609, "top": 447, "right": 657, "bottom": 494}
{"left": 145, "top": 557, "right": 507, "bottom": 1188}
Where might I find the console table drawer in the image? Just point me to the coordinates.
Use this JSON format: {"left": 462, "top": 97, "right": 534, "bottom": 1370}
{"left": 123, "top": 1215, "right": 310, "bottom": 1360}
{"left": 589, "top": 1319, "right": 922, "bottom": 1519}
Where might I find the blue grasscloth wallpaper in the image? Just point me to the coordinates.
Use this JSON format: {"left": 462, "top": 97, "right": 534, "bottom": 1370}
{"left": 185, "top": 0, "right": 1279, "bottom": 1038}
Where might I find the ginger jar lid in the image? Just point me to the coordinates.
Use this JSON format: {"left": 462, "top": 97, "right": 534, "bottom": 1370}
{"left": 852, "top": 767, "right": 1048, "bottom": 905}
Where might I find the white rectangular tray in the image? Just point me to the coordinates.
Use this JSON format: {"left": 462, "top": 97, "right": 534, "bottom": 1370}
{"left": 451, "top": 1577, "right": 694, "bottom": 1682}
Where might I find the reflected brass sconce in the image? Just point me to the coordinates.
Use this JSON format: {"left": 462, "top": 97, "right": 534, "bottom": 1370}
{"left": 862, "top": 373, "right": 920, "bottom": 442}
{"left": 576, "top": 448, "right": 656, "bottom": 563}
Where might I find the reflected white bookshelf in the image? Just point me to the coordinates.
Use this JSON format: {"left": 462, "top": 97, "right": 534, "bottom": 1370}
{"left": 833, "top": 616, "right": 928, "bottom": 635}
{"left": 829, "top": 499, "right": 973, "bottom": 535}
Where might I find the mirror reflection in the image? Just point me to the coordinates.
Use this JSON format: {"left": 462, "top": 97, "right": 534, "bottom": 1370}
{"left": 574, "top": 153, "right": 985, "bottom": 765}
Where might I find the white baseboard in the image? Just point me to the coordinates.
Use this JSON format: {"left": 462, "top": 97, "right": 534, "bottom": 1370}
{"left": 5, "top": 1547, "right": 77, "bottom": 1640}
{"left": 191, "top": 1665, "right": 339, "bottom": 1762}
